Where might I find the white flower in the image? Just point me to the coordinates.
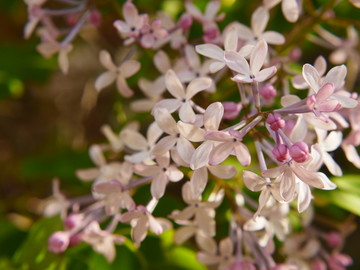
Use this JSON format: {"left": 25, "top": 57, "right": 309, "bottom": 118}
{"left": 95, "top": 50, "right": 140, "bottom": 97}
{"left": 225, "top": 40, "right": 277, "bottom": 83}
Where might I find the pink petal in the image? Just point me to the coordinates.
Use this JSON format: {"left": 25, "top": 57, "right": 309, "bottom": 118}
{"left": 179, "top": 102, "right": 196, "bottom": 123}
{"left": 255, "top": 66, "right": 277, "bottom": 82}
{"left": 122, "top": 130, "right": 148, "bottom": 151}
{"left": 119, "top": 60, "right": 140, "bottom": 78}
{"left": 151, "top": 136, "right": 177, "bottom": 156}
{"left": 302, "top": 64, "right": 321, "bottom": 91}
{"left": 95, "top": 71, "right": 116, "bottom": 91}
{"left": 224, "top": 51, "right": 251, "bottom": 75}
{"left": 185, "top": 77, "right": 212, "bottom": 99}
{"left": 209, "top": 164, "right": 236, "bottom": 179}
{"left": 232, "top": 74, "right": 253, "bottom": 83}
{"left": 177, "top": 122, "right": 205, "bottom": 142}
{"left": 165, "top": 69, "right": 185, "bottom": 99}
{"left": 153, "top": 108, "right": 179, "bottom": 135}
{"left": 209, "top": 141, "right": 233, "bottom": 165}
{"left": 195, "top": 44, "right": 224, "bottom": 61}
{"left": 176, "top": 137, "right": 195, "bottom": 162}
{"left": 204, "top": 102, "right": 224, "bottom": 131}
{"left": 250, "top": 39, "right": 268, "bottom": 75}
{"left": 242, "top": 170, "right": 265, "bottom": 191}
{"left": 123, "top": 2, "right": 139, "bottom": 26}
{"left": 279, "top": 168, "right": 296, "bottom": 201}
{"left": 154, "top": 98, "right": 182, "bottom": 114}
{"left": 205, "top": 0, "right": 220, "bottom": 19}
{"left": 151, "top": 173, "right": 168, "bottom": 199}
{"left": 116, "top": 76, "right": 133, "bottom": 97}
{"left": 282, "top": 0, "right": 300, "bottom": 22}
{"left": 173, "top": 226, "right": 196, "bottom": 244}
{"left": 297, "top": 182, "right": 312, "bottom": 213}
{"left": 99, "top": 50, "right": 116, "bottom": 71}
{"left": 262, "top": 31, "right": 285, "bottom": 45}
{"left": 316, "top": 83, "right": 335, "bottom": 102}
{"left": 234, "top": 142, "right": 251, "bottom": 166}
{"left": 190, "top": 141, "right": 214, "bottom": 170}
{"left": 251, "top": 6, "right": 269, "bottom": 37}
{"left": 154, "top": 50, "right": 170, "bottom": 73}
{"left": 291, "top": 164, "right": 337, "bottom": 189}
{"left": 262, "top": 164, "right": 287, "bottom": 178}
{"left": 167, "top": 166, "right": 184, "bottom": 182}
{"left": 132, "top": 218, "right": 148, "bottom": 243}
{"left": 190, "top": 167, "right": 208, "bottom": 197}
{"left": 185, "top": 45, "right": 201, "bottom": 71}
{"left": 205, "top": 130, "right": 232, "bottom": 141}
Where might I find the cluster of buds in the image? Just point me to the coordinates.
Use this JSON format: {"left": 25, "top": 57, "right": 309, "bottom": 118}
{"left": 25, "top": 0, "right": 360, "bottom": 269}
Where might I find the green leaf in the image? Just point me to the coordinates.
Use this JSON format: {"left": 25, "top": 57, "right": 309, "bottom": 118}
{"left": 13, "top": 217, "right": 67, "bottom": 270}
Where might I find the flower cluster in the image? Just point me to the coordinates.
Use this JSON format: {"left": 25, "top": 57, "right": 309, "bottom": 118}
{"left": 25, "top": 0, "right": 360, "bottom": 269}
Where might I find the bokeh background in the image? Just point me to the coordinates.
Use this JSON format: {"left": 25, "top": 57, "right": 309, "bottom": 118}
{"left": 0, "top": 0, "right": 359, "bottom": 269}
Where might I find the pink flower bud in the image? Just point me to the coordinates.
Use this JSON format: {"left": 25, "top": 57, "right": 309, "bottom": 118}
{"left": 260, "top": 83, "right": 277, "bottom": 100}
{"left": 69, "top": 233, "right": 82, "bottom": 246}
{"left": 204, "top": 26, "right": 218, "bottom": 41}
{"left": 289, "top": 141, "right": 309, "bottom": 163}
{"left": 328, "top": 253, "right": 353, "bottom": 270}
{"left": 222, "top": 102, "right": 242, "bottom": 120}
{"left": 178, "top": 14, "right": 193, "bottom": 29}
{"left": 311, "top": 259, "right": 327, "bottom": 270}
{"left": 289, "top": 47, "right": 302, "bottom": 61}
{"left": 48, "top": 231, "right": 70, "bottom": 253}
{"left": 272, "top": 144, "right": 290, "bottom": 162}
{"left": 66, "top": 14, "right": 78, "bottom": 27}
{"left": 88, "top": 9, "right": 102, "bottom": 27}
{"left": 267, "top": 113, "right": 285, "bottom": 131}
{"left": 64, "top": 214, "right": 82, "bottom": 230}
{"left": 326, "top": 232, "right": 343, "bottom": 248}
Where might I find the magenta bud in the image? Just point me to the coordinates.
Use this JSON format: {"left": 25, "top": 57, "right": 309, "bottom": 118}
{"left": 289, "top": 47, "right": 302, "bottom": 61}
{"left": 272, "top": 144, "right": 290, "bottom": 163}
{"left": 64, "top": 214, "right": 82, "bottom": 230}
{"left": 289, "top": 141, "right": 309, "bottom": 163}
{"left": 267, "top": 113, "right": 285, "bottom": 131}
{"left": 178, "top": 14, "right": 193, "bottom": 29}
{"left": 222, "top": 102, "right": 241, "bottom": 120}
{"left": 204, "top": 26, "right": 218, "bottom": 41}
{"left": 326, "top": 232, "right": 343, "bottom": 248}
{"left": 311, "top": 259, "right": 327, "bottom": 270}
{"left": 88, "top": 9, "right": 102, "bottom": 27}
{"left": 260, "top": 83, "right": 277, "bottom": 100}
{"left": 69, "top": 233, "right": 82, "bottom": 246}
{"left": 48, "top": 231, "right": 70, "bottom": 254}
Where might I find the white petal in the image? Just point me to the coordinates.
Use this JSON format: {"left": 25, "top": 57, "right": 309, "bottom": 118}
{"left": 151, "top": 173, "right": 168, "bottom": 199}
{"left": 209, "top": 165, "right": 236, "bottom": 179}
{"left": 252, "top": 6, "right": 269, "bottom": 37}
{"left": 191, "top": 167, "right": 208, "bottom": 197}
{"left": 322, "top": 131, "right": 342, "bottom": 152}
{"left": 322, "top": 151, "right": 342, "bottom": 176}
{"left": 90, "top": 145, "right": 106, "bottom": 166}
{"left": 196, "top": 234, "right": 217, "bottom": 254}
{"left": 204, "top": 102, "right": 224, "bottom": 131}
{"left": 219, "top": 237, "right": 234, "bottom": 256}
{"left": 153, "top": 108, "right": 179, "bottom": 135}
{"left": 147, "top": 122, "right": 163, "bottom": 146}
{"left": 244, "top": 216, "right": 267, "bottom": 231}
{"left": 224, "top": 51, "right": 251, "bottom": 75}
{"left": 209, "top": 142, "right": 233, "bottom": 165}
{"left": 179, "top": 102, "right": 196, "bottom": 124}
{"left": 116, "top": 76, "right": 133, "bottom": 97}
{"left": 234, "top": 142, "right": 251, "bottom": 167}
{"left": 323, "top": 65, "right": 347, "bottom": 90}
{"left": 174, "top": 226, "right": 196, "bottom": 244}
{"left": 190, "top": 141, "right": 214, "bottom": 170}
{"left": 151, "top": 136, "right": 177, "bottom": 156}
{"left": 177, "top": 121, "right": 205, "bottom": 142}
{"left": 99, "top": 50, "right": 116, "bottom": 71}
{"left": 122, "top": 130, "right": 148, "bottom": 151}
{"left": 154, "top": 98, "right": 182, "bottom": 114}
{"left": 154, "top": 50, "right": 171, "bottom": 73}
{"left": 165, "top": 69, "right": 185, "bottom": 99}
{"left": 255, "top": 66, "right": 277, "bottom": 82}
{"left": 95, "top": 71, "right": 116, "bottom": 91}
{"left": 297, "top": 182, "right": 312, "bottom": 213}
{"left": 262, "top": 31, "right": 285, "bottom": 45}
{"left": 282, "top": 0, "right": 300, "bottom": 23}
{"left": 185, "top": 45, "right": 201, "bottom": 70}
{"left": 302, "top": 64, "right": 321, "bottom": 91}
{"left": 167, "top": 166, "right": 184, "bottom": 182}
{"left": 176, "top": 137, "right": 195, "bottom": 162}
{"left": 76, "top": 168, "right": 100, "bottom": 181}
{"left": 242, "top": 170, "right": 265, "bottom": 192}
{"left": 185, "top": 77, "right": 212, "bottom": 99}
{"left": 196, "top": 44, "right": 223, "bottom": 61}
{"left": 250, "top": 39, "right": 268, "bottom": 75}
{"left": 119, "top": 60, "right": 140, "bottom": 78}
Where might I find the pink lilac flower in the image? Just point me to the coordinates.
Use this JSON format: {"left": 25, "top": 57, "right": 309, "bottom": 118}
{"left": 153, "top": 69, "right": 212, "bottom": 123}
{"left": 225, "top": 40, "right": 277, "bottom": 83}
{"left": 140, "top": 19, "right": 168, "bottom": 48}
{"left": 94, "top": 50, "right": 140, "bottom": 97}
{"left": 48, "top": 231, "right": 70, "bottom": 254}
{"left": 24, "top": 0, "right": 47, "bottom": 39}
{"left": 113, "top": 1, "right": 147, "bottom": 45}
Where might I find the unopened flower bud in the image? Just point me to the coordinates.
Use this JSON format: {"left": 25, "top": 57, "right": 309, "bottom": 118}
{"left": 289, "top": 47, "right": 302, "bottom": 61}
{"left": 267, "top": 113, "right": 285, "bottom": 131}
{"left": 69, "top": 233, "right": 82, "bottom": 246}
{"left": 178, "top": 14, "right": 193, "bottom": 29}
{"left": 326, "top": 232, "right": 343, "bottom": 248}
{"left": 64, "top": 214, "right": 82, "bottom": 230}
{"left": 260, "top": 83, "right": 277, "bottom": 100}
{"left": 272, "top": 144, "right": 290, "bottom": 162}
{"left": 48, "top": 231, "right": 70, "bottom": 253}
{"left": 88, "top": 9, "right": 102, "bottom": 27}
{"left": 311, "top": 259, "right": 327, "bottom": 270}
{"left": 204, "top": 26, "right": 218, "bottom": 41}
{"left": 222, "top": 102, "right": 241, "bottom": 120}
{"left": 328, "top": 253, "right": 353, "bottom": 269}
{"left": 290, "top": 141, "right": 309, "bottom": 163}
